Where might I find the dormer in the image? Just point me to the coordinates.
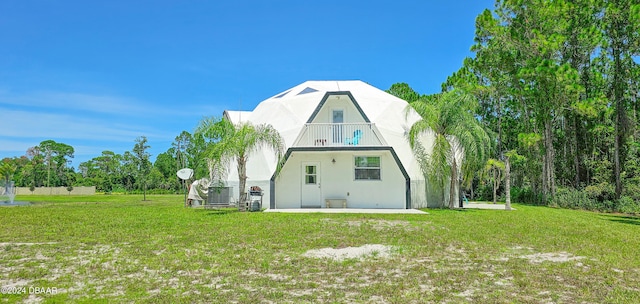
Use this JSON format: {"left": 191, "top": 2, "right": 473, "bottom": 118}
{"left": 293, "top": 92, "right": 386, "bottom": 147}
{"left": 306, "top": 92, "right": 369, "bottom": 124}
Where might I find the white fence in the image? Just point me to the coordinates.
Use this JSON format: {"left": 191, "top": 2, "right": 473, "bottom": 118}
{"left": 15, "top": 186, "right": 96, "bottom": 195}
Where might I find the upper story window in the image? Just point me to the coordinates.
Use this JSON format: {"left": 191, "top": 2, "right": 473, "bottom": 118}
{"left": 332, "top": 109, "right": 344, "bottom": 123}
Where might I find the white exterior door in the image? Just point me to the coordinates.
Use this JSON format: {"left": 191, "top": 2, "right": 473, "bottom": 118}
{"left": 301, "top": 162, "right": 321, "bottom": 207}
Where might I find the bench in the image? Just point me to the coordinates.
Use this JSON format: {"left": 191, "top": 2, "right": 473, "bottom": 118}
{"left": 325, "top": 199, "right": 347, "bottom": 208}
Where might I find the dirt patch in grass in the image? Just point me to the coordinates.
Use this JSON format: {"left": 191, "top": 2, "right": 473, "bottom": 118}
{"left": 303, "top": 244, "right": 394, "bottom": 261}
{"left": 320, "top": 218, "right": 421, "bottom": 231}
{"left": 0, "top": 242, "right": 58, "bottom": 246}
{"left": 504, "top": 246, "right": 588, "bottom": 264}
{"left": 520, "top": 252, "right": 586, "bottom": 263}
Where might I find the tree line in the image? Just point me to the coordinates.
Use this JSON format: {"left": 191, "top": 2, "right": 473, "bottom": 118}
{"left": 1, "top": 119, "right": 282, "bottom": 206}
{"left": 1, "top": 133, "right": 209, "bottom": 195}
{"left": 392, "top": 0, "right": 640, "bottom": 213}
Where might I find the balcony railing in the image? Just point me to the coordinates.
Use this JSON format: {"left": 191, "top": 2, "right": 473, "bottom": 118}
{"left": 293, "top": 123, "right": 387, "bottom": 147}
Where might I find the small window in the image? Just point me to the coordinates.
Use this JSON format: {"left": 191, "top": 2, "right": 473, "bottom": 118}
{"left": 354, "top": 156, "right": 381, "bottom": 180}
{"left": 274, "top": 90, "right": 291, "bottom": 98}
{"left": 298, "top": 87, "right": 318, "bottom": 95}
{"left": 305, "top": 165, "right": 317, "bottom": 184}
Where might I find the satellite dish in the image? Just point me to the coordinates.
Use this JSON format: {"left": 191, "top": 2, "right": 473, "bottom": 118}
{"left": 176, "top": 168, "right": 194, "bottom": 180}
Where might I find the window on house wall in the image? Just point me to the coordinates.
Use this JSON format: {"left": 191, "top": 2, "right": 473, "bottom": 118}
{"left": 274, "top": 90, "right": 291, "bottom": 98}
{"left": 354, "top": 156, "right": 381, "bottom": 180}
{"left": 298, "top": 87, "right": 318, "bottom": 95}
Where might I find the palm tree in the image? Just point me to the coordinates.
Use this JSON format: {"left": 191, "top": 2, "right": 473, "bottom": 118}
{"left": 503, "top": 150, "right": 523, "bottom": 211}
{"left": 483, "top": 158, "right": 505, "bottom": 204}
{"left": 0, "top": 162, "right": 16, "bottom": 184}
{"left": 195, "top": 117, "right": 285, "bottom": 208}
{"left": 0, "top": 162, "right": 16, "bottom": 193}
{"left": 406, "top": 90, "right": 490, "bottom": 208}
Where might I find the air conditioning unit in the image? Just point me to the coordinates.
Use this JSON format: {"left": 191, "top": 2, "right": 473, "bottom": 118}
{"left": 207, "top": 187, "right": 231, "bottom": 205}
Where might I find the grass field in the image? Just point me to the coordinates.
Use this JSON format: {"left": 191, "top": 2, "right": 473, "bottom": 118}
{"left": 1, "top": 195, "right": 639, "bottom": 303}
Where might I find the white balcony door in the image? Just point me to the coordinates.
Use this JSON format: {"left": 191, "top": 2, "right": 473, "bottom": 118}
{"left": 332, "top": 109, "right": 344, "bottom": 144}
{"left": 301, "top": 162, "right": 321, "bottom": 207}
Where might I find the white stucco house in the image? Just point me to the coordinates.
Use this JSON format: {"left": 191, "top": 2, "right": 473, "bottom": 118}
{"left": 222, "top": 80, "right": 451, "bottom": 209}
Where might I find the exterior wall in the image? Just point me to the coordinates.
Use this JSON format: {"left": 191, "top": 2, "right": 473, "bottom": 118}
{"left": 15, "top": 186, "right": 96, "bottom": 195}
{"left": 223, "top": 145, "right": 280, "bottom": 206}
{"left": 274, "top": 150, "right": 406, "bottom": 209}
{"left": 310, "top": 96, "right": 367, "bottom": 124}
{"left": 224, "top": 180, "right": 271, "bottom": 208}
{"left": 410, "top": 180, "right": 428, "bottom": 208}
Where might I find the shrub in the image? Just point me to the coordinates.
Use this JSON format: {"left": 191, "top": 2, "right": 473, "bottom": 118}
{"left": 617, "top": 196, "right": 640, "bottom": 214}
{"left": 584, "top": 182, "right": 615, "bottom": 201}
{"left": 511, "top": 187, "right": 546, "bottom": 205}
{"left": 474, "top": 183, "right": 493, "bottom": 201}
{"left": 553, "top": 187, "right": 622, "bottom": 212}
{"left": 552, "top": 188, "right": 594, "bottom": 210}
{"left": 601, "top": 200, "right": 615, "bottom": 212}
{"left": 623, "top": 181, "right": 640, "bottom": 202}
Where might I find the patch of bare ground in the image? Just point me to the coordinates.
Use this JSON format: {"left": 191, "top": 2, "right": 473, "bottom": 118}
{"left": 520, "top": 252, "right": 586, "bottom": 263}
{"left": 0, "top": 242, "right": 58, "bottom": 246}
{"left": 302, "top": 244, "right": 393, "bottom": 261}
{"left": 503, "top": 246, "right": 589, "bottom": 264}
{"left": 320, "top": 218, "right": 422, "bottom": 231}
{"left": 390, "top": 245, "right": 604, "bottom": 303}
{"left": 0, "top": 243, "right": 225, "bottom": 301}
{"left": 23, "top": 294, "right": 43, "bottom": 304}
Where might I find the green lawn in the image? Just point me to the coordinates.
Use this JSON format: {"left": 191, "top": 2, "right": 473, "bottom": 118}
{"left": 1, "top": 195, "right": 638, "bottom": 303}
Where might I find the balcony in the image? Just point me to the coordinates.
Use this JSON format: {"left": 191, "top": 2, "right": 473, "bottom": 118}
{"left": 293, "top": 123, "right": 387, "bottom": 147}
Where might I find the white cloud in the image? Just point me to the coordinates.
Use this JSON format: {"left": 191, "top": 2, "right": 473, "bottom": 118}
{"left": 0, "top": 89, "right": 228, "bottom": 165}
{"left": 0, "top": 89, "right": 227, "bottom": 119}
{"left": 0, "top": 108, "right": 158, "bottom": 141}
{"left": 0, "top": 90, "right": 151, "bottom": 116}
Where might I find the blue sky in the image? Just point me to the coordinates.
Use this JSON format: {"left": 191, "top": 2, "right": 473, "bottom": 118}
{"left": 0, "top": 0, "right": 494, "bottom": 168}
